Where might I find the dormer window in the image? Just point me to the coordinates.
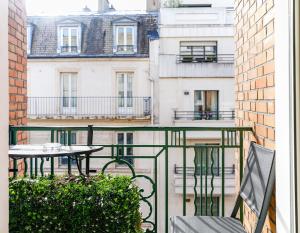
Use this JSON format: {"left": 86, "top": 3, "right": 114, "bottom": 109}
{"left": 115, "top": 26, "right": 136, "bottom": 53}
{"left": 113, "top": 17, "right": 138, "bottom": 54}
{"left": 57, "top": 23, "right": 81, "bottom": 54}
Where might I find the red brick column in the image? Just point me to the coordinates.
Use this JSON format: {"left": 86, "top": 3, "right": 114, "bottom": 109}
{"left": 8, "top": 0, "right": 27, "bottom": 175}
{"left": 235, "top": 0, "right": 275, "bottom": 232}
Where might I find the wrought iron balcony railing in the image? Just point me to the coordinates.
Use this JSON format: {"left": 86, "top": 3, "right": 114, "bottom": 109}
{"left": 9, "top": 125, "right": 252, "bottom": 233}
{"left": 174, "top": 165, "right": 235, "bottom": 176}
{"left": 28, "top": 97, "right": 151, "bottom": 119}
{"left": 116, "top": 45, "right": 135, "bottom": 53}
{"left": 177, "top": 54, "right": 234, "bottom": 64}
{"left": 174, "top": 111, "right": 235, "bottom": 120}
{"left": 60, "top": 46, "right": 79, "bottom": 53}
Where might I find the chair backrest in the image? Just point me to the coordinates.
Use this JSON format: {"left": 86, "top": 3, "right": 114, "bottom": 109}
{"left": 231, "top": 142, "right": 275, "bottom": 233}
{"left": 240, "top": 142, "right": 275, "bottom": 216}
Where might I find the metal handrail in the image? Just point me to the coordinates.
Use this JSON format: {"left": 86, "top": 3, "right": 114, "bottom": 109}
{"left": 28, "top": 96, "right": 151, "bottom": 118}
{"left": 174, "top": 110, "right": 235, "bottom": 120}
{"left": 177, "top": 54, "right": 234, "bottom": 64}
{"left": 174, "top": 165, "right": 235, "bottom": 176}
{"left": 9, "top": 125, "right": 252, "bottom": 233}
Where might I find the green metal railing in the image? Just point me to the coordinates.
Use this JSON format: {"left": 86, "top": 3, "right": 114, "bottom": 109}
{"left": 9, "top": 125, "right": 252, "bottom": 233}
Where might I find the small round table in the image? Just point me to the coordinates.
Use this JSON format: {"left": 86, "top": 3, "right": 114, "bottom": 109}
{"left": 9, "top": 144, "right": 103, "bottom": 176}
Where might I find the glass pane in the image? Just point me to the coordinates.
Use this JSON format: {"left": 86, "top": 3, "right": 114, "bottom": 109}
{"left": 117, "top": 27, "right": 125, "bottom": 45}
{"left": 71, "top": 28, "right": 77, "bottom": 47}
{"left": 195, "top": 147, "right": 219, "bottom": 176}
{"left": 194, "top": 91, "right": 204, "bottom": 113}
{"left": 205, "top": 91, "right": 218, "bottom": 112}
{"left": 117, "top": 74, "right": 125, "bottom": 107}
{"left": 126, "top": 27, "right": 133, "bottom": 45}
{"left": 127, "top": 74, "right": 133, "bottom": 107}
{"left": 117, "top": 133, "right": 124, "bottom": 156}
{"left": 126, "top": 133, "right": 133, "bottom": 156}
{"left": 196, "top": 197, "right": 219, "bottom": 216}
{"left": 62, "top": 28, "right": 69, "bottom": 46}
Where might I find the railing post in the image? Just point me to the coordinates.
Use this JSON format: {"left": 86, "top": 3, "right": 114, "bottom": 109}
{"left": 239, "top": 130, "right": 244, "bottom": 221}
{"left": 165, "top": 130, "right": 169, "bottom": 233}
{"left": 86, "top": 125, "right": 93, "bottom": 176}
{"left": 183, "top": 130, "right": 187, "bottom": 216}
{"left": 10, "top": 126, "right": 18, "bottom": 178}
{"left": 50, "top": 130, "right": 55, "bottom": 177}
{"left": 67, "top": 130, "right": 72, "bottom": 175}
{"left": 221, "top": 130, "right": 225, "bottom": 217}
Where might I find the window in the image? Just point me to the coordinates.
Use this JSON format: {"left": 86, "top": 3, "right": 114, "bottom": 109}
{"left": 117, "top": 133, "right": 134, "bottom": 165}
{"left": 59, "top": 131, "right": 77, "bottom": 166}
{"left": 114, "top": 26, "right": 137, "bottom": 53}
{"left": 180, "top": 41, "right": 217, "bottom": 63}
{"left": 194, "top": 90, "right": 219, "bottom": 120}
{"left": 61, "top": 72, "right": 77, "bottom": 110}
{"left": 194, "top": 145, "right": 220, "bottom": 176}
{"left": 117, "top": 72, "right": 133, "bottom": 108}
{"left": 196, "top": 197, "right": 219, "bottom": 216}
{"left": 58, "top": 26, "right": 80, "bottom": 54}
{"left": 27, "top": 24, "right": 33, "bottom": 54}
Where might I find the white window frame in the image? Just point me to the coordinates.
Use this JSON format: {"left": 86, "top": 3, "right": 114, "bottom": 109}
{"left": 27, "top": 24, "right": 33, "bottom": 54}
{"left": 60, "top": 72, "right": 78, "bottom": 114}
{"left": 114, "top": 25, "right": 137, "bottom": 54}
{"left": 116, "top": 72, "right": 134, "bottom": 115}
{"left": 276, "top": 0, "right": 297, "bottom": 232}
{"left": 57, "top": 25, "right": 81, "bottom": 54}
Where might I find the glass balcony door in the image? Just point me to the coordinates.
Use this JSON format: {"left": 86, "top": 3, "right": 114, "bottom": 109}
{"left": 194, "top": 90, "right": 219, "bottom": 120}
{"left": 117, "top": 72, "right": 133, "bottom": 115}
{"left": 61, "top": 72, "right": 77, "bottom": 115}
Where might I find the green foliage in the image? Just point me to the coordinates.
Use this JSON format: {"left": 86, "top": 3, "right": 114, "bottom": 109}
{"left": 9, "top": 175, "right": 143, "bottom": 233}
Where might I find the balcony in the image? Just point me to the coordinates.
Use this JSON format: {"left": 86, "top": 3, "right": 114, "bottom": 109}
{"left": 9, "top": 125, "right": 252, "bottom": 232}
{"left": 174, "top": 165, "right": 236, "bottom": 195}
{"left": 174, "top": 111, "right": 235, "bottom": 121}
{"left": 28, "top": 97, "right": 151, "bottom": 120}
{"left": 159, "top": 54, "right": 234, "bottom": 78}
{"left": 177, "top": 54, "right": 234, "bottom": 64}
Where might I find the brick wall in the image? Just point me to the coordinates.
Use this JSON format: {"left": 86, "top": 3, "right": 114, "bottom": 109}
{"left": 235, "top": 0, "right": 275, "bottom": 232}
{"left": 8, "top": 0, "right": 27, "bottom": 173}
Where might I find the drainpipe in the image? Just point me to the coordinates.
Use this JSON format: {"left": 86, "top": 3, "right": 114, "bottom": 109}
{"left": 149, "top": 77, "right": 154, "bottom": 125}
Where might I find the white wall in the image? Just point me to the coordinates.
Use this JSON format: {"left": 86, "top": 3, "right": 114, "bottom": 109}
{"left": 159, "top": 77, "right": 235, "bottom": 125}
{"left": 28, "top": 58, "right": 150, "bottom": 97}
{"left": 0, "top": 0, "right": 9, "bottom": 232}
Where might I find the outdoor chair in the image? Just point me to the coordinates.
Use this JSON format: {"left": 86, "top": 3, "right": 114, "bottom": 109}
{"left": 170, "top": 142, "right": 275, "bottom": 233}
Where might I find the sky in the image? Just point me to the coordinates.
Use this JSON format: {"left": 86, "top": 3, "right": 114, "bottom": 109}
{"left": 26, "top": 0, "right": 146, "bottom": 15}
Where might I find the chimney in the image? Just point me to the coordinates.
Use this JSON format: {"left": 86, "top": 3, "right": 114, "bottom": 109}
{"left": 146, "top": 0, "right": 160, "bottom": 11}
{"left": 98, "top": 0, "right": 109, "bottom": 13}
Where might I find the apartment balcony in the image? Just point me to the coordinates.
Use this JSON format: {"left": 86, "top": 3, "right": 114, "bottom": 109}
{"left": 174, "top": 165, "right": 236, "bottom": 195}
{"left": 9, "top": 125, "right": 252, "bottom": 232}
{"left": 159, "top": 54, "right": 234, "bottom": 78}
{"left": 176, "top": 54, "right": 234, "bottom": 64}
{"left": 174, "top": 110, "right": 235, "bottom": 121}
{"left": 28, "top": 97, "right": 151, "bottom": 120}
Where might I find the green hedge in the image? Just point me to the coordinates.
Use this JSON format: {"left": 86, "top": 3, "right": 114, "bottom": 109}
{"left": 9, "top": 175, "right": 143, "bottom": 233}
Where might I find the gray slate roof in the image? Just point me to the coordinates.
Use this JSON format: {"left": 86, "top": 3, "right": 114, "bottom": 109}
{"left": 27, "top": 12, "right": 158, "bottom": 58}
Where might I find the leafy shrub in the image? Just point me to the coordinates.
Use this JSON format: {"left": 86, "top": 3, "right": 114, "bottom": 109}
{"left": 9, "top": 175, "right": 143, "bottom": 233}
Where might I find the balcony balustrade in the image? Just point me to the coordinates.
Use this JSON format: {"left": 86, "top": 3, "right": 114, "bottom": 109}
{"left": 174, "top": 110, "right": 235, "bottom": 121}
{"left": 28, "top": 97, "right": 151, "bottom": 119}
{"left": 9, "top": 125, "right": 252, "bottom": 233}
{"left": 177, "top": 54, "right": 234, "bottom": 64}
